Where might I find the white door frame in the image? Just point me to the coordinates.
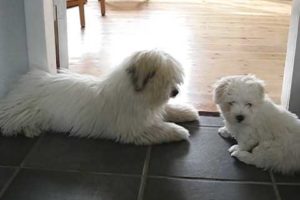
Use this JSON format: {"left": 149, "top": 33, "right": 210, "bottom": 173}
{"left": 53, "top": 0, "right": 69, "bottom": 69}
{"left": 281, "top": 0, "right": 300, "bottom": 115}
{"left": 24, "top": 0, "right": 68, "bottom": 72}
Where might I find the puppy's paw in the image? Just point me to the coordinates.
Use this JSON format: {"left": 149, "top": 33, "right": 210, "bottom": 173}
{"left": 218, "top": 127, "right": 231, "bottom": 138}
{"left": 228, "top": 144, "right": 239, "bottom": 153}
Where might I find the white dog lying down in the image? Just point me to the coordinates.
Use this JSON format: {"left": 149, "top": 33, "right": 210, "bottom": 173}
{"left": 0, "top": 50, "right": 199, "bottom": 145}
{"left": 214, "top": 75, "right": 300, "bottom": 174}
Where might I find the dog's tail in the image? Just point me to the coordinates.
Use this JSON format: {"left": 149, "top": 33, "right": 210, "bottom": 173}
{"left": 0, "top": 70, "right": 49, "bottom": 137}
{"left": 0, "top": 93, "right": 46, "bottom": 137}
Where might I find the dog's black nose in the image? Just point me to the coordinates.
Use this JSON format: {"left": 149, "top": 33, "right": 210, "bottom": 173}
{"left": 236, "top": 115, "right": 245, "bottom": 122}
{"left": 170, "top": 89, "right": 179, "bottom": 98}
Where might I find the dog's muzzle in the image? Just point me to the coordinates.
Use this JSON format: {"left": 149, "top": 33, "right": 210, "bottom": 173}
{"left": 170, "top": 89, "right": 179, "bottom": 98}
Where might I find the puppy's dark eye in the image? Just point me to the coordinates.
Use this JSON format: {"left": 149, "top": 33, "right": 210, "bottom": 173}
{"left": 228, "top": 101, "right": 235, "bottom": 106}
{"left": 246, "top": 103, "right": 252, "bottom": 107}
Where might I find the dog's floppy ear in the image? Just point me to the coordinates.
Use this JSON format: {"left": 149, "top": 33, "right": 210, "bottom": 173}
{"left": 126, "top": 64, "right": 156, "bottom": 92}
{"left": 246, "top": 74, "right": 265, "bottom": 100}
{"left": 213, "top": 78, "right": 230, "bottom": 104}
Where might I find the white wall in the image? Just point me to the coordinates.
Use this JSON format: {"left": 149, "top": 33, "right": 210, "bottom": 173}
{"left": 0, "top": 0, "right": 29, "bottom": 98}
{"left": 281, "top": 0, "right": 300, "bottom": 115}
{"left": 0, "top": 0, "right": 57, "bottom": 99}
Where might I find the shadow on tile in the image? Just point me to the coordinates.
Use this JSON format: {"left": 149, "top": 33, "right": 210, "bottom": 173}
{"left": 274, "top": 172, "right": 300, "bottom": 183}
{"left": 177, "top": 116, "right": 223, "bottom": 128}
{"left": 23, "top": 132, "right": 147, "bottom": 175}
{"left": 177, "top": 120, "right": 200, "bottom": 128}
{"left": 0, "top": 134, "right": 37, "bottom": 166}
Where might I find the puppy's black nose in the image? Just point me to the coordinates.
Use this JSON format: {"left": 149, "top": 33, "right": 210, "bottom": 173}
{"left": 170, "top": 89, "right": 179, "bottom": 98}
{"left": 236, "top": 115, "right": 245, "bottom": 123}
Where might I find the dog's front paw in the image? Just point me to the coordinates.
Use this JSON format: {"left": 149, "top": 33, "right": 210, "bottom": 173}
{"left": 23, "top": 126, "right": 42, "bottom": 138}
{"left": 163, "top": 124, "right": 190, "bottom": 143}
{"left": 231, "top": 150, "right": 253, "bottom": 165}
{"left": 174, "top": 126, "right": 190, "bottom": 140}
{"left": 218, "top": 127, "right": 231, "bottom": 138}
{"left": 180, "top": 106, "right": 199, "bottom": 122}
{"left": 228, "top": 144, "right": 239, "bottom": 153}
{"left": 140, "top": 123, "right": 190, "bottom": 145}
{"left": 164, "top": 104, "right": 199, "bottom": 122}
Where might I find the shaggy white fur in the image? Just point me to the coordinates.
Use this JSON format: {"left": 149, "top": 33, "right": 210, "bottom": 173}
{"left": 0, "top": 50, "right": 199, "bottom": 145}
{"left": 214, "top": 75, "right": 300, "bottom": 174}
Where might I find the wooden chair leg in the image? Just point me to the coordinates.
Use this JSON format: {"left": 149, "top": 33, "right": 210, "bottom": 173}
{"left": 99, "top": 0, "right": 106, "bottom": 16}
{"left": 79, "top": 0, "right": 85, "bottom": 27}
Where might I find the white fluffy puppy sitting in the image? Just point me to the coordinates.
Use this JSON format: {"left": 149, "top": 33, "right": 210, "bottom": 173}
{"left": 0, "top": 50, "right": 199, "bottom": 145}
{"left": 214, "top": 75, "right": 300, "bottom": 174}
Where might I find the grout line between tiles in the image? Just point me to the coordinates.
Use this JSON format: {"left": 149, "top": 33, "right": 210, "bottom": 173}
{"left": 0, "top": 167, "right": 20, "bottom": 198}
{"left": 148, "top": 175, "right": 274, "bottom": 185}
{"left": 270, "top": 171, "right": 282, "bottom": 200}
{"left": 0, "top": 165, "right": 18, "bottom": 169}
{"left": 0, "top": 134, "right": 45, "bottom": 199}
{"left": 20, "top": 133, "right": 45, "bottom": 168}
{"left": 137, "top": 146, "right": 152, "bottom": 200}
{"left": 277, "top": 182, "right": 300, "bottom": 186}
{"left": 21, "top": 166, "right": 141, "bottom": 178}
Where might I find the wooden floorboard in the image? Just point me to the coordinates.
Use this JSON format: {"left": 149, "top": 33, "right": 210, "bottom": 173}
{"left": 67, "top": 0, "right": 291, "bottom": 112}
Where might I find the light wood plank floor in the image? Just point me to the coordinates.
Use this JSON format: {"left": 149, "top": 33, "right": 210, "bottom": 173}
{"left": 67, "top": 0, "right": 291, "bottom": 113}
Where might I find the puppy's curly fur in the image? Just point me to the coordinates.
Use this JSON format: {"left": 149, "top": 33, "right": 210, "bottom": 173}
{"left": 214, "top": 75, "right": 300, "bottom": 174}
{"left": 0, "top": 50, "right": 199, "bottom": 145}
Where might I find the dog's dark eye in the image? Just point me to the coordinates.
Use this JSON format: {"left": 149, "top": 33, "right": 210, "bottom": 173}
{"left": 228, "top": 101, "right": 235, "bottom": 106}
{"left": 170, "top": 89, "right": 179, "bottom": 97}
{"left": 246, "top": 103, "right": 252, "bottom": 107}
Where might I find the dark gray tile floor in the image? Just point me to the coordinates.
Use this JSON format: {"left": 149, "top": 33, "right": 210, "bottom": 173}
{"left": 0, "top": 167, "right": 15, "bottom": 191}
{"left": 0, "top": 135, "right": 37, "bottom": 166}
{"left": 1, "top": 169, "right": 140, "bottom": 200}
{"left": 0, "top": 116, "right": 299, "bottom": 200}
{"left": 23, "top": 133, "right": 147, "bottom": 174}
{"left": 144, "top": 177, "right": 276, "bottom": 200}
{"left": 277, "top": 185, "right": 300, "bottom": 200}
{"left": 148, "top": 126, "right": 270, "bottom": 181}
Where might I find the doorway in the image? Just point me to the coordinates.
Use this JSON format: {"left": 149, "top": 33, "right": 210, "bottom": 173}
{"left": 66, "top": 0, "right": 291, "bottom": 113}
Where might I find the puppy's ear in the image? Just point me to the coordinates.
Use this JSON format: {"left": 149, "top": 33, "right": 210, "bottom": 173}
{"left": 213, "top": 78, "right": 230, "bottom": 104}
{"left": 126, "top": 64, "right": 156, "bottom": 92}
